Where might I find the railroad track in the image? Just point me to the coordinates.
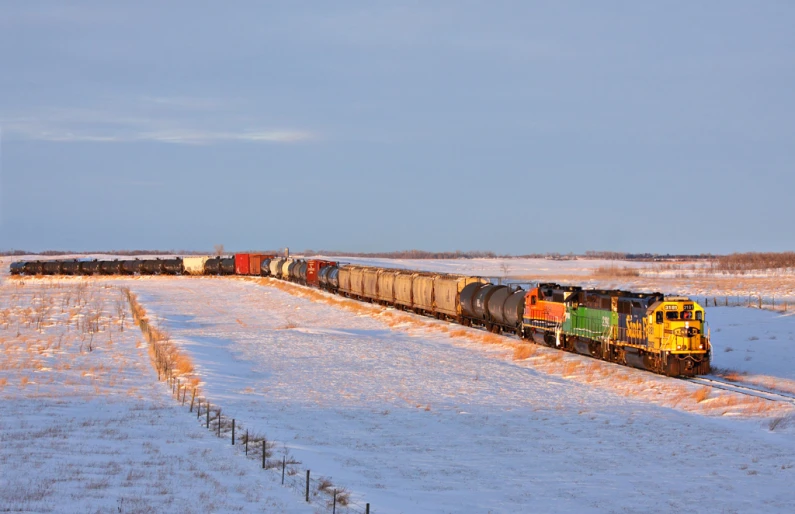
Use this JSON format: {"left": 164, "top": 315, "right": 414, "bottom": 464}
{"left": 685, "top": 376, "right": 795, "bottom": 406}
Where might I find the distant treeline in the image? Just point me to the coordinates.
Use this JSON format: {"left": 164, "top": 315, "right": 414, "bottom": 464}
{"left": 709, "top": 252, "right": 795, "bottom": 272}
{"left": 307, "top": 250, "right": 723, "bottom": 261}
{"left": 303, "top": 249, "right": 538, "bottom": 259}
{"left": 584, "top": 251, "right": 716, "bottom": 261}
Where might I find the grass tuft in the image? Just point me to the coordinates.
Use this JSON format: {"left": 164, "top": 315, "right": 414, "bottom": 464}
{"left": 691, "top": 386, "right": 711, "bottom": 403}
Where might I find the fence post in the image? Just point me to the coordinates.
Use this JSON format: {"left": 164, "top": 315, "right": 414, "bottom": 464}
{"left": 366, "top": 503, "right": 370, "bottom": 514}
{"left": 197, "top": 399, "right": 201, "bottom": 419}
{"left": 217, "top": 413, "right": 221, "bottom": 437}
{"left": 206, "top": 404, "right": 210, "bottom": 428}
{"left": 232, "top": 419, "right": 235, "bottom": 445}
{"left": 333, "top": 489, "right": 337, "bottom": 514}
{"left": 190, "top": 389, "right": 196, "bottom": 412}
{"left": 282, "top": 456, "right": 286, "bottom": 484}
{"left": 305, "top": 470, "right": 310, "bottom": 502}
{"left": 262, "top": 441, "right": 267, "bottom": 469}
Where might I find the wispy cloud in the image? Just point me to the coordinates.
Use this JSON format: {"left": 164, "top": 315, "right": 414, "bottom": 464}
{"left": 5, "top": 125, "right": 313, "bottom": 145}
{"left": 1, "top": 102, "right": 315, "bottom": 145}
{"left": 137, "top": 129, "right": 311, "bottom": 144}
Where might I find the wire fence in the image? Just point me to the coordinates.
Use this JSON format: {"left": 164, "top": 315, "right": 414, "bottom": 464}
{"left": 122, "top": 286, "right": 374, "bottom": 514}
{"left": 700, "top": 295, "right": 789, "bottom": 313}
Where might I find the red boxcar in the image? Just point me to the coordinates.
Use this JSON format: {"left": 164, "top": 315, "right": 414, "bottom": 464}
{"left": 249, "top": 254, "right": 276, "bottom": 275}
{"left": 306, "top": 259, "right": 336, "bottom": 285}
{"left": 235, "top": 253, "right": 251, "bottom": 275}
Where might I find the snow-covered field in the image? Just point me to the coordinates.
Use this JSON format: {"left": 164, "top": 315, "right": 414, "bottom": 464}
{"left": 3, "top": 255, "right": 795, "bottom": 513}
{"left": 121, "top": 276, "right": 795, "bottom": 513}
{"left": 706, "top": 307, "right": 795, "bottom": 393}
{"left": 0, "top": 271, "right": 313, "bottom": 513}
{"left": 318, "top": 256, "right": 795, "bottom": 304}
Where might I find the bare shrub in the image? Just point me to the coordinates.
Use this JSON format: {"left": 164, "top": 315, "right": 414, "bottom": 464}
{"left": 335, "top": 488, "right": 351, "bottom": 506}
{"left": 277, "top": 319, "right": 298, "bottom": 330}
{"left": 317, "top": 478, "right": 333, "bottom": 493}
{"left": 711, "top": 252, "right": 795, "bottom": 272}
{"left": 769, "top": 415, "right": 793, "bottom": 431}
{"left": 711, "top": 367, "right": 747, "bottom": 382}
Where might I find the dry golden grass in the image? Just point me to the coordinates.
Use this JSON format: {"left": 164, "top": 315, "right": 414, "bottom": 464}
{"left": 562, "top": 361, "right": 581, "bottom": 376}
{"left": 743, "top": 375, "right": 795, "bottom": 396}
{"left": 512, "top": 345, "right": 536, "bottom": 360}
{"left": 592, "top": 265, "right": 641, "bottom": 278}
{"left": 0, "top": 281, "right": 199, "bottom": 402}
{"left": 173, "top": 353, "right": 195, "bottom": 375}
{"left": 691, "top": 386, "right": 711, "bottom": 403}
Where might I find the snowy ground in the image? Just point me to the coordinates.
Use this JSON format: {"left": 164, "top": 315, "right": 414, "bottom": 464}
{"left": 0, "top": 273, "right": 314, "bottom": 513}
{"left": 113, "top": 276, "right": 794, "bottom": 513}
{"left": 706, "top": 307, "right": 795, "bottom": 393}
{"left": 3, "top": 255, "right": 795, "bottom": 513}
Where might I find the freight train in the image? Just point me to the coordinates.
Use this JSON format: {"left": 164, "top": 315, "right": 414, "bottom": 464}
{"left": 9, "top": 254, "right": 711, "bottom": 376}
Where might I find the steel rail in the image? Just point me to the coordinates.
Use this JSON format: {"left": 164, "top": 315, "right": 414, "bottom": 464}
{"left": 685, "top": 376, "right": 795, "bottom": 405}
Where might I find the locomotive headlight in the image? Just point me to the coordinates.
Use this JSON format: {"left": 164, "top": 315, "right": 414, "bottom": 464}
{"left": 699, "top": 344, "right": 704, "bottom": 349}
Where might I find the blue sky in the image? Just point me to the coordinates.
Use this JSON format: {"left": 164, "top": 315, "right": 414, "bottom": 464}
{"left": 1, "top": 1, "right": 793, "bottom": 254}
